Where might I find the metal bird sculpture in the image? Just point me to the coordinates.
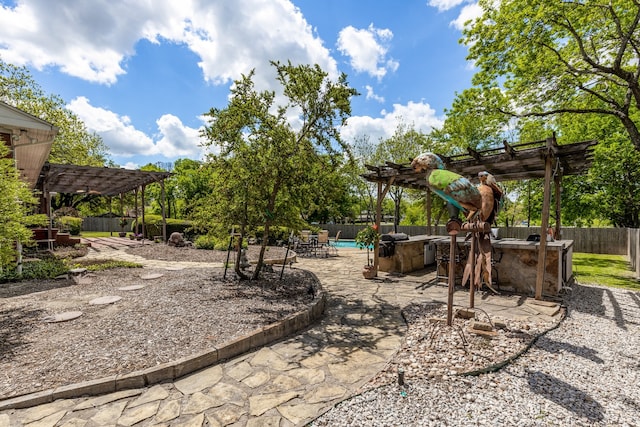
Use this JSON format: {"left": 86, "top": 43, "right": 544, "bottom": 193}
{"left": 477, "top": 171, "right": 503, "bottom": 224}
{"left": 461, "top": 171, "right": 504, "bottom": 294}
{"left": 410, "top": 153, "right": 482, "bottom": 220}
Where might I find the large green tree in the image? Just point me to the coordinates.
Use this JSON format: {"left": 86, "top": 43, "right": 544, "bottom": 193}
{"left": 0, "top": 144, "right": 38, "bottom": 269}
{"left": 200, "top": 61, "right": 358, "bottom": 279}
{"left": 464, "top": 0, "right": 640, "bottom": 152}
{"left": 1, "top": 59, "right": 111, "bottom": 211}
{"left": 373, "top": 122, "right": 428, "bottom": 231}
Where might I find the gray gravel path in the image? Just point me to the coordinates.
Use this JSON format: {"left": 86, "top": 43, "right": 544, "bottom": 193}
{"left": 312, "top": 283, "right": 640, "bottom": 427}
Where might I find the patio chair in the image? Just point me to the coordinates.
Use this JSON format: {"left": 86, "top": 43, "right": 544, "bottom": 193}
{"left": 326, "top": 230, "right": 341, "bottom": 256}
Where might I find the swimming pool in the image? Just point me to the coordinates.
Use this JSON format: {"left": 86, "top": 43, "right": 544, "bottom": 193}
{"left": 333, "top": 240, "right": 370, "bottom": 249}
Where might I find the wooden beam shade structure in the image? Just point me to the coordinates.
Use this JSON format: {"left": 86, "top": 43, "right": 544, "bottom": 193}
{"left": 361, "top": 136, "right": 597, "bottom": 300}
{"left": 37, "top": 162, "right": 172, "bottom": 242}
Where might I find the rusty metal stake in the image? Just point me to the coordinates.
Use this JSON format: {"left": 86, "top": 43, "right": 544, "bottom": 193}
{"left": 446, "top": 219, "right": 459, "bottom": 326}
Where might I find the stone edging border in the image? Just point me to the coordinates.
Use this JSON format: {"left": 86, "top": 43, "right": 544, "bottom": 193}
{"left": 0, "top": 287, "right": 326, "bottom": 411}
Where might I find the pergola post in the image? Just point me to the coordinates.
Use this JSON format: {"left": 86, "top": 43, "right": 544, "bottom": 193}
{"left": 535, "top": 136, "right": 555, "bottom": 300}
{"left": 426, "top": 191, "right": 432, "bottom": 235}
{"left": 374, "top": 177, "right": 395, "bottom": 274}
{"left": 134, "top": 187, "right": 139, "bottom": 235}
{"left": 141, "top": 184, "right": 146, "bottom": 240}
{"left": 161, "top": 180, "right": 167, "bottom": 242}
{"left": 554, "top": 172, "right": 562, "bottom": 240}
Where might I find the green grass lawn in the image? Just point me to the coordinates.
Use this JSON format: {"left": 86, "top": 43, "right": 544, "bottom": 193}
{"left": 573, "top": 252, "right": 640, "bottom": 292}
{"left": 79, "top": 231, "right": 119, "bottom": 238}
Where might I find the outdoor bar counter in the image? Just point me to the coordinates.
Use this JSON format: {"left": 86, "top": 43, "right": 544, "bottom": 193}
{"left": 378, "top": 234, "right": 574, "bottom": 296}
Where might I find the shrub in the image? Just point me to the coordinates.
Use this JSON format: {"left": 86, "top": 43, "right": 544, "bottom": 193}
{"left": 194, "top": 235, "right": 216, "bottom": 250}
{"left": 57, "top": 216, "right": 83, "bottom": 235}
{"left": 0, "top": 257, "right": 68, "bottom": 283}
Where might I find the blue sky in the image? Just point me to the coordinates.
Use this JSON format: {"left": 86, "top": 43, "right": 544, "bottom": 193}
{"left": 0, "top": 0, "right": 482, "bottom": 169}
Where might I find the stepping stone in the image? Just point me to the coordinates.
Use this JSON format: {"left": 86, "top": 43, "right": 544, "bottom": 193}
{"left": 69, "top": 268, "right": 87, "bottom": 276}
{"left": 164, "top": 267, "right": 183, "bottom": 271}
{"left": 140, "top": 273, "right": 164, "bottom": 280}
{"left": 43, "top": 311, "right": 83, "bottom": 323}
{"left": 89, "top": 296, "right": 122, "bottom": 305}
{"left": 118, "top": 285, "right": 146, "bottom": 291}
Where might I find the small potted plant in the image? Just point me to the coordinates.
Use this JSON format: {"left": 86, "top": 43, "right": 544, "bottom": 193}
{"left": 355, "top": 224, "right": 380, "bottom": 279}
{"left": 118, "top": 218, "right": 128, "bottom": 237}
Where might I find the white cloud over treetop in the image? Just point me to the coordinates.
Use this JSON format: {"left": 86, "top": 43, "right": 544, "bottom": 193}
{"left": 341, "top": 101, "right": 443, "bottom": 145}
{"left": 67, "top": 96, "right": 203, "bottom": 159}
{"left": 0, "top": 0, "right": 337, "bottom": 88}
{"left": 337, "top": 24, "right": 399, "bottom": 80}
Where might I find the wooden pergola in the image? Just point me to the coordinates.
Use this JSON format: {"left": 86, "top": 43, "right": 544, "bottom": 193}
{"left": 36, "top": 163, "right": 172, "bottom": 241}
{"left": 361, "top": 135, "right": 597, "bottom": 299}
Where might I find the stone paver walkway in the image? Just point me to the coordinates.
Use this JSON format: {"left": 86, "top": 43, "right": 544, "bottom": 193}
{"left": 0, "top": 239, "right": 561, "bottom": 426}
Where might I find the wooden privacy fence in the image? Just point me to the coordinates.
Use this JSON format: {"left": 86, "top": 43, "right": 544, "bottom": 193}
{"left": 81, "top": 218, "right": 630, "bottom": 258}
{"left": 318, "top": 224, "right": 628, "bottom": 255}
{"left": 83, "top": 217, "right": 123, "bottom": 233}
{"left": 629, "top": 228, "right": 640, "bottom": 279}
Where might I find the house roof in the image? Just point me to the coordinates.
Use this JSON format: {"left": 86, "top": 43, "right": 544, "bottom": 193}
{"left": 361, "top": 137, "right": 597, "bottom": 189}
{"left": 38, "top": 163, "right": 171, "bottom": 196}
{"left": 0, "top": 101, "right": 59, "bottom": 188}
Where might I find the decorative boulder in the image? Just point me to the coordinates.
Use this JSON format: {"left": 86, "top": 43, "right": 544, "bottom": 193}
{"left": 167, "top": 232, "right": 186, "bottom": 247}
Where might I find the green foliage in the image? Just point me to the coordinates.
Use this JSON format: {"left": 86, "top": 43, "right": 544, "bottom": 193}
{"left": 0, "top": 59, "right": 109, "bottom": 167}
{"left": 464, "top": 0, "right": 640, "bottom": 152}
{"left": 0, "top": 257, "right": 68, "bottom": 283}
{"left": 68, "top": 259, "right": 142, "bottom": 271}
{"left": 193, "top": 235, "right": 217, "bottom": 250}
{"left": 198, "top": 61, "right": 358, "bottom": 279}
{"left": 56, "top": 216, "right": 83, "bottom": 235}
{"left": 24, "top": 214, "right": 49, "bottom": 228}
{"left": 355, "top": 225, "right": 379, "bottom": 266}
{"left": 355, "top": 225, "right": 380, "bottom": 249}
{"left": 0, "top": 144, "right": 39, "bottom": 268}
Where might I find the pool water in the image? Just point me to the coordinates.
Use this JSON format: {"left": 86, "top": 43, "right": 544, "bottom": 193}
{"left": 333, "top": 240, "right": 366, "bottom": 248}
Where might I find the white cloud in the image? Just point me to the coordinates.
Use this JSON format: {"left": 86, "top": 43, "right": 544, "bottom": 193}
{"left": 121, "top": 162, "right": 140, "bottom": 170}
{"left": 450, "top": 3, "right": 483, "bottom": 31}
{"left": 337, "top": 24, "right": 398, "bottom": 80}
{"left": 341, "top": 101, "right": 443, "bottom": 144}
{"left": 67, "top": 96, "right": 204, "bottom": 160}
{"left": 0, "top": 0, "right": 338, "bottom": 89}
{"left": 365, "top": 85, "right": 385, "bottom": 103}
{"left": 428, "top": 0, "right": 467, "bottom": 12}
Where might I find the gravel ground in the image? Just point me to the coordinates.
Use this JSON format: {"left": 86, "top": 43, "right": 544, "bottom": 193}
{"left": 312, "top": 283, "right": 640, "bottom": 427}
{"left": 0, "top": 245, "right": 316, "bottom": 400}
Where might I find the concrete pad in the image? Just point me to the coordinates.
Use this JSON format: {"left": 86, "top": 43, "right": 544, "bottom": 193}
{"left": 287, "top": 367, "right": 326, "bottom": 385}
{"left": 226, "top": 361, "right": 253, "bottom": 381}
{"left": 248, "top": 392, "right": 298, "bottom": 416}
{"left": 140, "top": 273, "right": 164, "bottom": 280}
{"left": 300, "top": 351, "right": 343, "bottom": 369}
{"left": 117, "top": 401, "right": 159, "bottom": 426}
{"left": 246, "top": 416, "right": 283, "bottom": 427}
{"left": 128, "top": 385, "right": 169, "bottom": 408}
{"left": 26, "top": 410, "right": 66, "bottom": 427}
{"left": 303, "top": 384, "right": 347, "bottom": 403}
{"left": 278, "top": 402, "right": 326, "bottom": 425}
{"left": 153, "top": 399, "right": 181, "bottom": 423}
{"left": 90, "top": 401, "right": 128, "bottom": 425}
{"left": 206, "top": 382, "right": 247, "bottom": 407}
{"left": 182, "top": 392, "right": 221, "bottom": 414}
{"left": 174, "top": 365, "right": 223, "bottom": 395}
{"left": 209, "top": 403, "right": 246, "bottom": 425}
{"left": 89, "top": 296, "right": 121, "bottom": 305}
{"left": 242, "top": 369, "right": 271, "bottom": 388}
{"left": 171, "top": 413, "right": 204, "bottom": 427}
{"left": 20, "top": 400, "right": 75, "bottom": 424}
{"left": 73, "top": 389, "right": 142, "bottom": 411}
{"left": 249, "top": 347, "right": 291, "bottom": 370}
{"left": 118, "top": 285, "right": 146, "bottom": 291}
{"left": 43, "top": 311, "right": 83, "bottom": 323}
